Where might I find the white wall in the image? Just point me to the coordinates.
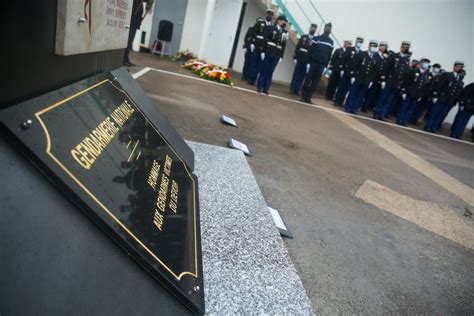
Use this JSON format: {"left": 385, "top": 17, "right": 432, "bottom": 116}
{"left": 179, "top": 0, "right": 207, "bottom": 54}
{"left": 286, "top": 0, "right": 474, "bottom": 126}
{"left": 232, "top": 0, "right": 296, "bottom": 84}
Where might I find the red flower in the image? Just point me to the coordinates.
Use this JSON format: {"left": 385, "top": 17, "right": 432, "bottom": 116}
{"left": 225, "top": 72, "right": 231, "bottom": 79}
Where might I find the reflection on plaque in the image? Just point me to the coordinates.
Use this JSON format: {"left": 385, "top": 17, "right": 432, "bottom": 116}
{"left": 0, "top": 71, "right": 204, "bottom": 314}
{"left": 55, "top": 0, "right": 132, "bottom": 55}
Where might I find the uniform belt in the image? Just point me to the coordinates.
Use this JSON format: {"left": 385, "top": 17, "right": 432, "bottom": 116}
{"left": 256, "top": 35, "right": 264, "bottom": 39}
{"left": 267, "top": 41, "right": 277, "bottom": 47}
{"left": 299, "top": 48, "right": 308, "bottom": 52}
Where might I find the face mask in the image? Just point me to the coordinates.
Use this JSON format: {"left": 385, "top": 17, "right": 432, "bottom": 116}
{"left": 432, "top": 68, "right": 440, "bottom": 74}
{"left": 309, "top": 30, "right": 315, "bottom": 35}
{"left": 421, "top": 63, "right": 430, "bottom": 70}
{"left": 265, "top": 15, "right": 272, "bottom": 22}
{"left": 355, "top": 42, "right": 362, "bottom": 49}
{"left": 370, "top": 46, "right": 378, "bottom": 53}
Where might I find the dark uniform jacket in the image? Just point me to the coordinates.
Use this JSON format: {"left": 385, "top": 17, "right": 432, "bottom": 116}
{"left": 293, "top": 34, "right": 314, "bottom": 63}
{"left": 243, "top": 26, "right": 253, "bottom": 49}
{"left": 401, "top": 68, "right": 432, "bottom": 99}
{"left": 250, "top": 18, "right": 272, "bottom": 52}
{"left": 263, "top": 25, "right": 287, "bottom": 58}
{"left": 341, "top": 47, "right": 362, "bottom": 73}
{"left": 308, "top": 35, "right": 334, "bottom": 66}
{"left": 382, "top": 52, "right": 410, "bottom": 88}
{"left": 431, "top": 72, "right": 464, "bottom": 106}
{"left": 460, "top": 83, "right": 474, "bottom": 112}
{"left": 352, "top": 51, "right": 381, "bottom": 85}
{"left": 374, "top": 51, "right": 389, "bottom": 83}
{"left": 328, "top": 47, "right": 345, "bottom": 71}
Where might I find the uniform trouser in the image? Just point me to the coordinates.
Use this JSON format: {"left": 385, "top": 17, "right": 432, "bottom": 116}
{"left": 437, "top": 106, "right": 454, "bottom": 130}
{"left": 425, "top": 101, "right": 448, "bottom": 132}
{"left": 410, "top": 98, "right": 428, "bottom": 123}
{"left": 247, "top": 50, "right": 263, "bottom": 84}
{"left": 325, "top": 71, "right": 341, "bottom": 100}
{"left": 257, "top": 56, "right": 280, "bottom": 93}
{"left": 242, "top": 50, "right": 252, "bottom": 81}
{"left": 124, "top": 24, "right": 139, "bottom": 62}
{"left": 361, "top": 82, "right": 381, "bottom": 111}
{"left": 290, "top": 61, "right": 306, "bottom": 93}
{"left": 451, "top": 110, "right": 473, "bottom": 138}
{"left": 345, "top": 82, "right": 369, "bottom": 113}
{"left": 373, "top": 86, "right": 399, "bottom": 119}
{"left": 334, "top": 73, "right": 352, "bottom": 106}
{"left": 301, "top": 63, "right": 325, "bottom": 100}
{"left": 396, "top": 96, "right": 419, "bottom": 124}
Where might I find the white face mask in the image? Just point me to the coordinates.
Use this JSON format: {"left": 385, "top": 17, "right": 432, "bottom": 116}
{"left": 370, "top": 46, "right": 378, "bottom": 53}
{"left": 432, "top": 68, "right": 440, "bottom": 74}
{"left": 355, "top": 42, "right": 363, "bottom": 49}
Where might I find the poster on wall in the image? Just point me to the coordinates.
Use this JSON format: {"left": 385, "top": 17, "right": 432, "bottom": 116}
{"left": 56, "top": 0, "right": 133, "bottom": 55}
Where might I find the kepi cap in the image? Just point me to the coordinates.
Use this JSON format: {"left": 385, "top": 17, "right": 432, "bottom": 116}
{"left": 454, "top": 61, "right": 464, "bottom": 67}
{"left": 276, "top": 14, "right": 288, "bottom": 22}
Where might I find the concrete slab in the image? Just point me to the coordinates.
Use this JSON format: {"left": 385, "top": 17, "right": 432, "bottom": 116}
{"left": 188, "top": 141, "right": 314, "bottom": 315}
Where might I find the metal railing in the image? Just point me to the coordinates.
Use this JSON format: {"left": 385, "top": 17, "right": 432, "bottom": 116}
{"left": 274, "top": 0, "right": 342, "bottom": 48}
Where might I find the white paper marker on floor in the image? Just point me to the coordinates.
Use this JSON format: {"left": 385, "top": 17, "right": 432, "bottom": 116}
{"left": 229, "top": 138, "right": 251, "bottom": 155}
{"left": 268, "top": 206, "right": 293, "bottom": 238}
{"left": 221, "top": 115, "right": 238, "bottom": 127}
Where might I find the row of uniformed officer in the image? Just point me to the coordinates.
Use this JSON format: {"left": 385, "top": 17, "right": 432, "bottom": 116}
{"left": 325, "top": 40, "right": 352, "bottom": 101}
{"left": 243, "top": 9, "right": 275, "bottom": 85}
{"left": 256, "top": 14, "right": 288, "bottom": 94}
{"left": 425, "top": 61, "right": 465, "bottom": 132}
{"left": 372, "top": 41, "right": 412, "bottom": 120}
{"left": 451, "top": 82, "right": 474, "bottom": 138}
{"left": 344, "top": 40, "right": 381, "bottom": 113}
{"left": 334, "top": 36, "right": 365, "bottom": 106}
{"left": 396, "top": 58, "right": 432, "bottom": 125}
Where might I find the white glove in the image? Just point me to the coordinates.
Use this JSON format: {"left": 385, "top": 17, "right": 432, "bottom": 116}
{"left": 323, "top": 67, "right": 327, "bottom": 74}
{"left": 306, "top": 64, "right": 311, "bottom": 74}
{"left": 460, "top": 106, "right": 464, "bottom": 111}
{"left": 368, "top": 82, "right": 373, "bottom": 89}
{"left": 325, "top": 69, "right": 332, "bottom": 78}
{"left": 432, "top": 98, "right": 438, "bottom": 103}
{"left": 340, "top": 70, "right": 344, "bottom": 77}
{"left": 278, "top": 58, "right": 283, "bottom": 63}
{"left": 417, "top": 98, "right": 422, "bottom": 102}
{"left": 293, "top": 59, "right": 297, "bottom": 65}
{"left": 402, "top": 93, "right": 407, "bottom": 100}
{"left": 260, "top": 52, "right": 265, "bottom": 61}
{"left": 243, "top": 48, "right": 247, "bottom": 53}
{"left": 250, "top": 44, "right": 255, "bottom": 52}
{"left": 350, "top": 77, "right": 355, "bottom": 85}
{"left": 381, "top": 81, "right": 386, "bottom": 89}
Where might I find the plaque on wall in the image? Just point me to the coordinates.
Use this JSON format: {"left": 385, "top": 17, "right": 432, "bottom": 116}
{"left": 0, "top": 70, "right": 204, "bottom": 314}
{"left": 56, "top": 0, "right": 132, "bottom": 55}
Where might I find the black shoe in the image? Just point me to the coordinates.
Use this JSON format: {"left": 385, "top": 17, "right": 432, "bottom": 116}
{"left": 263, "top": 90, "right": 269, "bottom": 95}
{"left": 294, "top": 91, "right": 301, "bottom": 96}
{"left": 124, "top": 60, "right": 135, "bottom": 67}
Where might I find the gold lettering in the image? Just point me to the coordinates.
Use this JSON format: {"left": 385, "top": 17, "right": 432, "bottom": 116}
{"left": 71, "top": 148, "right": 92, "bottom": 170}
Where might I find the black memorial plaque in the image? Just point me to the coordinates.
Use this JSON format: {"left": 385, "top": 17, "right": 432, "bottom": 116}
{"left": 0, "top": 71, "right": 204, "bottom": 314}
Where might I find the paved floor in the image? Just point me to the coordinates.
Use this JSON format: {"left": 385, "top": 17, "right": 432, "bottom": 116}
{"left": 128, "top": 52, "right": 474, "bottom": 314}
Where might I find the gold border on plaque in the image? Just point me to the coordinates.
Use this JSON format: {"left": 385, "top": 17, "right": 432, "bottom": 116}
{"left": 34, "top": 79, "right": 198, "bottom": 281}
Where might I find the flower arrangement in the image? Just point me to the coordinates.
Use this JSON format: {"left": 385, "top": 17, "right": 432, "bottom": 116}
{"left": 180, "top": 55, "right": 234, "bottom": 86}
{"left": 172, "top": 49, "right": 197, "bottom": 63}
